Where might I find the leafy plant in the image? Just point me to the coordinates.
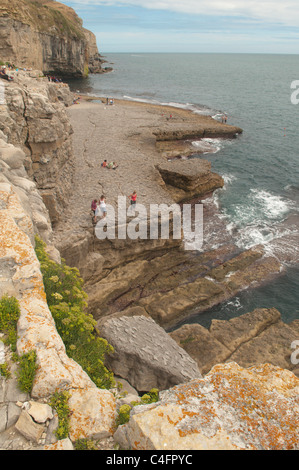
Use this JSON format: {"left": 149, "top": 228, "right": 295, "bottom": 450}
{"left": 0, "top": 363, "right": 11, "bottom": 379}
{"left": 116, "top": 388, "right": 160, "bottom": 426}
{"left": 35, "top": 236, "right": 115, "bottom": 389}
{"left": 74, "top": 438, "right": 99, "bottom": 450}
{"left": 0, "top": 295, "right": 20, "bottom": 351}
{"left": 17, "top": 350, "right": 38, "bottom": 394}
{"left": 49, "top": 391, "right": 71, "bottom": 440}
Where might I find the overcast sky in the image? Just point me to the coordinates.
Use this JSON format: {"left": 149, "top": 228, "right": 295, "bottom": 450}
{"left": 62, "top": 0, "right": 299, "bottom": 53}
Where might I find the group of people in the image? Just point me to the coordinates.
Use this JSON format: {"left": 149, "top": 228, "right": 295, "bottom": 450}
{"left": 0, "top": 67, "right": 13, "bottom": 81}
{"left": 221, "top": 114, "right": 228, "bottom": 123}
{"left": 91, "top": 196, "right": 107, "bottom": 223}
{"left": 101, "top": 160, "right": 118, "bottom": 170}
{"left": 91, "top": 191, "right": 137, "bottom": 224}
{"left": 47, "top": 75, "right": 63, "bottom": 83}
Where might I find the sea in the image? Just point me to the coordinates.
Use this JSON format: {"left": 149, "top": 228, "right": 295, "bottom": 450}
{"left": 67, "top": 53, "right": 299, "bottom": 328}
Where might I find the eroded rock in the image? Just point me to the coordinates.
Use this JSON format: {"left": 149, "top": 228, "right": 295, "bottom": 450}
{"left": 98, "top": 314, "right": 201, "bottom": 392}
{"left": 114, "top": 363, "right": 299, "bottom": 450}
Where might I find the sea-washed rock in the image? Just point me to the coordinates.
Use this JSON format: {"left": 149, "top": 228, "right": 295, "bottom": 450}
{"left": 157, "top": 159, "right": 224, "bottom": 201}
{"left": 170, "top": 308, "right": 299, "bottom": 377}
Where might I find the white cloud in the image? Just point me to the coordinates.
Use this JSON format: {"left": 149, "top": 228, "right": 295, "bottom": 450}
{"left": 68, "top": 0, "right": 299, "bottom": 27}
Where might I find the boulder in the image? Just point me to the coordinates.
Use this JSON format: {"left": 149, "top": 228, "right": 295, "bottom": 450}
{"left": 114, "top": 363, "right": 299, "bottom": 450}
{"left": 15, "top": 410, "right": 45, "bottom": 443}
{"left": 98, "top": 314, "right": 201, "bottom": 392}
{"left": 68, "top": 388, "right": 116, "bottom": 441}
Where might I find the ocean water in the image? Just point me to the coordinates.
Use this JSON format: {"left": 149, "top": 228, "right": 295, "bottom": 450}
{"left": 67, "top": 53, "right": 299, "bottom": 326}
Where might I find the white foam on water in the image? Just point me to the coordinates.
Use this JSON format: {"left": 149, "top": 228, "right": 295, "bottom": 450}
{"left": 250, "top": 189, "right": 290, "bottom": 220}
{"left": 222, "top": 173, "right": 237, "bottom": 186}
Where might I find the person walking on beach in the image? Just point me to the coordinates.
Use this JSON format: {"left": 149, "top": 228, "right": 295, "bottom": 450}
{"left": 128, "top": 191, "right": 137, "bottom": 207}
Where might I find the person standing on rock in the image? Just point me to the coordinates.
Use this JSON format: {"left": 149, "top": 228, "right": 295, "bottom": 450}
{"left": 99, "top": 195, "right": 107, "bottom": 219}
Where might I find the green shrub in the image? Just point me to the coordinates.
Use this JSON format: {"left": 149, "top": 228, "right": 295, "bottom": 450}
{"left": 116, "top": 404, "right": 132, "bottom": 426}
{"left": 0, "top": 295, "right": 20, "bottom": 351}
{"left": 35, "top": 236, "right": 115, "bottom": 389}
{"left": 116, "top": 388, "right": 160, "bottom": 426}
{"left": 17, "top": 350, "right": 38, "bottom": 394}
{"left": 0, "top": 296, "right": 38, "bottom": 391}
{"left": 0, "top": 363, "right": 11, "bottom": 379}
{"left": 74, "top": 438, "right": 98, "bottom": 450}
{"left": 49, "top": 391, "right": 71, "bottom": 440}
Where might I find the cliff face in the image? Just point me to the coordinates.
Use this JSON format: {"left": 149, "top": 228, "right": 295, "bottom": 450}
{"left": 0, "top": 70, "right": 75, "bottom": 223}
{"left": 0, "top": 0, "right": 105, "bottom": 77}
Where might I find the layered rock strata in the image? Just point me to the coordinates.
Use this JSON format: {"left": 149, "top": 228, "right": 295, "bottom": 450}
{"left": 50, "top": 98, "right": 282, "bottom": 331}
{"left": 0, "top": 138, "right": 116, "bottom": 447}
{"left": 157, "top": 158, "right": 224, "bottom": 202}
{"left": 0, "top": 0, "right": 106, "bottom": 77}
{"left": 88, "top": 243, "right": 281, "bottom": 330}
{"left": 0, "top": 70, "right": 74, "bottom": 223}
{"left": 0, "top": 73, "right": 298, "bottom": 450}
{"left": 170, "top": 308, "right": 299, "bottom": 377}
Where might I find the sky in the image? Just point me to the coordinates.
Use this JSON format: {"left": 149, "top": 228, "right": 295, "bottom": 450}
{"left": 61, "top": 0, "right": 299, "bottom": 53}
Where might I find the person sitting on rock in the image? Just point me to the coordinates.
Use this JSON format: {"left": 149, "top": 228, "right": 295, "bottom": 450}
{"left": 0, "top": 68, "right": 13, "bottom": 81}
{"left": 101, "top": 160, "right": 108, "bottom": 168}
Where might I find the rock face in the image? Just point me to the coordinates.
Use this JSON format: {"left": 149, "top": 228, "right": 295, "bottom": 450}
{"left": 170, "top": 308, "right": 299, "bottom": 377}
{"left": 97, "top": 312, "right": 201, "bottom": 392}
{"left": 0, "top": 0, "right": 105, "bottom": 77}
{"left": 114, "top": 362, "right": 299, "bottom": 450}
{"left": 86, "top": 242, "right": 281, "bottom": 330}
{"left": 0, "top": 71, "right": 75, "bottom": 223}
{"left": 0, "top": 137, "right": 116, "bottom": 447}
{"left": 157, "top": 159, "right": 224, "bottom": 202}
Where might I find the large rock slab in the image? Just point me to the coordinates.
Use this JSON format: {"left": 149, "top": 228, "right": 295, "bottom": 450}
{"left": 98, "top": 314, "right": 201, "bottom": 392}
{"left": 114, "top": 362, "right": 299, "bottom": 450}
{"left": 170, "top": 323, "right": 231, "bottom": 375}
{"left": 157, "top": 159, "right": 224, "bottom": 201}
{"left": 170, "top": 308, "right": 299, "bottom": 377}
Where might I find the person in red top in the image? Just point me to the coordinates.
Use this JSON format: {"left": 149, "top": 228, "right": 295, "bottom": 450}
{"left": 128, "top": 191, "right": 137, "bottom": 206}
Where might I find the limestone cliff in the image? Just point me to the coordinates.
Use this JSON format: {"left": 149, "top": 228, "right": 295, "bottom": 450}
{"left": 0, "top": 0, "right": 105, "bottom": 77}
{"left": 0, "top": 72, "right": 299, "bottom": 451}
{"left": 0, "top": 69, "right": 75, "bottom": 223}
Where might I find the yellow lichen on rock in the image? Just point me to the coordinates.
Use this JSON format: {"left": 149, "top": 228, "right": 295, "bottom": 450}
{"left": 115, "top": 362, "right": 299, "bottom": 450}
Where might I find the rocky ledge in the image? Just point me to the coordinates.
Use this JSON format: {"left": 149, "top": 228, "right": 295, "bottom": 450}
{"left": 114, "top": 362, "right": 299, "bottom": 450}
{"left": 0, "top": 73, "right": 298, "bottom": 450}
{"left": 170, "top": 307, "right": 299, "bottom": 377}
